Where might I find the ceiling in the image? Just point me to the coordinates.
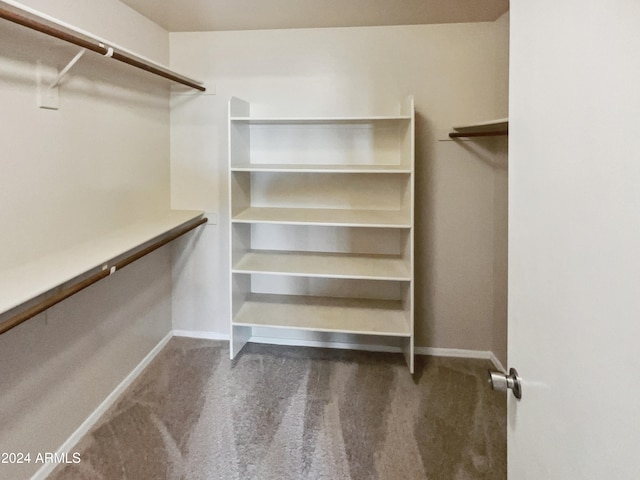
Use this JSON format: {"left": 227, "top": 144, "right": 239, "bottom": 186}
{"left": 119, "top": 0, "right": 509, "bottom": 32}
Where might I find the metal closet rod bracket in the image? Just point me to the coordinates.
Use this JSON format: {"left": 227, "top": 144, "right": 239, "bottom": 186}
{"left": 49, "top": 43, "right": 114, "bottom": 89}
{"left": 50, "top": 48, "right": 86, "bottom": 88}
{"left": 0, "top": 1, "right": 206, "bottom": 92}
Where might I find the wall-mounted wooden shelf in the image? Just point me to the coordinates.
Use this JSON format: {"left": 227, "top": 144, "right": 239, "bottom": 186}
{"left": 449, "top": 118, "right": 509, "bottom": 138}
{"left": 0, "top": 210, "right": 206, "bottom": 335}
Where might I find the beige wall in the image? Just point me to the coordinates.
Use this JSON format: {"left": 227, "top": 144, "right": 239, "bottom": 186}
{"left": 170, "top": 19, "right": 509, "bottom": 358}
{"left": 0, "top": 1, "right": 172, "bottom": 478}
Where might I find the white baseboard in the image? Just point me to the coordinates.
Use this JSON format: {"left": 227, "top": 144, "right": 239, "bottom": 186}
{"left": 248, "top": 335, "right": 403, "bottom": 353}
{"left": 173, "top": 331, "right": 505, "bottom": 370}
{"left": 172, "top": 329, "right": 229, "bottom": 341}
{"left": 30, "top": 330, "right": 174, "bottom": 480}
{"left": 415, "top": 346, "right": 506, "bottom": 372}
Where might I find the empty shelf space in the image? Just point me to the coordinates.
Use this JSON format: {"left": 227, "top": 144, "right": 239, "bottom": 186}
{"left": 233, "top": 294, "right": 411, "bottom": 337}
{"left": 232, "top": 207, "right": 411, "bottom": 228}
{"left": 233, "top": 251, "right": 411, "bottom": 280}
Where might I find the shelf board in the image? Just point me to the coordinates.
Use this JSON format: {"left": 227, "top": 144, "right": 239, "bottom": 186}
{"left": 230, "top": 116, "right": 412, "bottom": 124}
{"left": 449, "top": 118, "right": 509, "bottom": 138}
{"left": 233, "top": 251, "right": 411, "bottom": 280}
{"left": 233, "top": 294, "right": 411, "bottom": 337}
{"left": 231, "top": 163, "right": 411, "bottom": 173}
{"left": 0, "top": 210, "right": 205, "bottom": 316}
{"left": 232, "top": 207, "right": 411, "bottom": 228}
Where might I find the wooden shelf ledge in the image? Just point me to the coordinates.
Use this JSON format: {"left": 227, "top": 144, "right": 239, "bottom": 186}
{"left": 230, "top": 116, "right": 411, "bottom": 124}
{"left": 232, "top": 207, "right": 411, "bottom": 228}
{"left": 0, "top": 210, "right": 206, "bottom": 334}
{"left": 233, "top": 250, "right": 411, "bottom": 281}
{"left": 448, "top": 118, "right": 509, "bottom": 139}
{"left": 230, "top": 163, "right": 412, "bottom": 173}
{"left": 233, "top": 294, "right": 411, "bottom": 337}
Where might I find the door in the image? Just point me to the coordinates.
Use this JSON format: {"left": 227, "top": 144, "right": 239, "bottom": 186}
{"left": 508, "top": 1, "right": 640, "bottom": 478}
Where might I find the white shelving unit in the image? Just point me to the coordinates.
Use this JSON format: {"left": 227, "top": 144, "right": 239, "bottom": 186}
{"left": 228, "top": 96, "right": 415, "bottom": 371}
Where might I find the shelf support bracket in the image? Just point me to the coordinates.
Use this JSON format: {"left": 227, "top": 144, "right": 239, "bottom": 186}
{"left": 37, "top": 48, "right": 86, "bottom": 110}
{"left": 50, "top": 48, "right": 86, "bottom": 89}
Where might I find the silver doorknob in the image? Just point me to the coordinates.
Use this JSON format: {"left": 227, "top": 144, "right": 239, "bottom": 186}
{"left": 488, "top": 368, "right": 522, "bottom": 400}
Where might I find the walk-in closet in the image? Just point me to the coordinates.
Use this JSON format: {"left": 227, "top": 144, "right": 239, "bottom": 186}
{"left": 4, "top": 1, "right": 637, "bottom": 478}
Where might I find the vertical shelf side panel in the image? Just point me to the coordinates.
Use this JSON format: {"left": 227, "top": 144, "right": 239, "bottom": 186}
{"left": 229, "top": 97, "right": 250, "bottom": 168}
{"left": 229, "top": 97, "right": 252, "bottom": 358}
{"left": 231, "top": 325, "right": 252, "bottom": 359}
{"left": 401, "top": 95, "right": 415, "bottom": 118}
{"left": 401, "top": 279, "right": 415, "bottom": 373}
{"left": 399, "top": 174, "right": 413, "bottom": 224}
{"left": 402, "top": 95, "right": 416, "bottom": 373}
{"left": 230, "top": 274, "right": 252, "bottom": 359}
{"left": 399, "top": 123, "right": 413, "bottom": 171}
{"left": 231, "top": 223, "right": 251, "bottom": 267}
{"left": 402, "top": 338, "right": 415, "bottom": 374}
{"left": 401, "top": 95, "right": 416, "bottom": 172}
{"left": 230, "top": 172, "right": 251, "bottom": 217}
{"left": 399, "top": 97, "right": 414, "bottom": 172}
{"left": 229, "top": 122, "right": 250, "bottom": 168}
{"left": 400, "top": 230, "right": 412, "bottom": 274}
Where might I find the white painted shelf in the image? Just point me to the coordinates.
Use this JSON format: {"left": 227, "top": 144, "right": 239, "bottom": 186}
{"left": 452, "top": 117, "right": 508, "bottom": 132}
{"left": 230, "top": 164, "right": 412, "bottom": 173}
{"left": 0, "top": 210, "right": 204, "bottom": 317}
{"left": 232, "top": 207, "right": 411, "bottom": 228}
{"left": 233, "top": 251, "right": 411, "bottom": 280}
{"left": 228, "top": 96, "right": 415, "bottom": 371}
{"left": 448, "top": 118, "right": 509, "bottom": 139}
{"left": 230, "top": 116, "right": 412, "bottom": 124}
{"left": 233, "top": 294, "right": 411, "bottom": 337}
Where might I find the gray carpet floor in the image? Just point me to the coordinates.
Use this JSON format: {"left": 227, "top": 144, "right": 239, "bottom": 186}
{"left": 50, "top": 337, "right": 506, "bottom": 479}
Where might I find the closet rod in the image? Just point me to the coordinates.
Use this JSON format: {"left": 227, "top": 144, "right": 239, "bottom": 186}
{"left": 0, "top": 4, "right": 206, "bottom": 92}
{"left": 0, "top": 217, "right": 207, "bottom": 336}
{"left": 449, "top": 130, "right": 509, "bottom": 138}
